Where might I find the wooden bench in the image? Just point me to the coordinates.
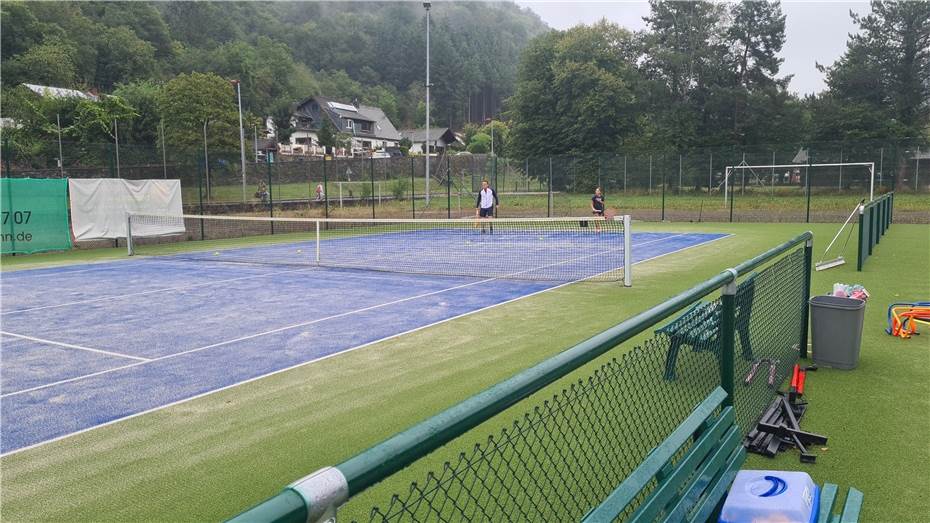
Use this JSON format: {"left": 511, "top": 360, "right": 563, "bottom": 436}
{"left": 658, "top": 274, "right": 757, "bottom": 381}
{"left": 581, "top": 387, "right": 746, "bottom": 522}
{"left": 582, "top": 387, "right": 864, "bottom": 523}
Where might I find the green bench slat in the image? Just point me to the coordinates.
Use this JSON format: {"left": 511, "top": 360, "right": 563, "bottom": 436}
{"left": 630, "top": 409, "right": 737, "bottom": 522}
{"left": 684, "top": 444, "right": 745, "bottom": 523}
{"left": 819, "top": 483, "right": 839, "bottom": 522}
{"left": 581, "top": 388, "right": 729, "bottom": 522}
{"left": 840, "top": 487, "right": 863, "bottom": 523}
{"left": 661, "top": 428, "right": 745, "bottom": 523}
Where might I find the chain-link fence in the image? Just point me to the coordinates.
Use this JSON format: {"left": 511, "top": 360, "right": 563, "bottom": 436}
{"left": 229, "top": 233, "right": 812, "bottom": 523}
{"left": 2, "top": 139, "right": 926, "bottom": 226}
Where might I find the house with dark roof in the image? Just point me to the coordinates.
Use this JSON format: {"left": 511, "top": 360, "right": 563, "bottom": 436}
{"left": 400, "top": 127, "right": 461, "bottom": 155}
{"left": 288, "top": 96, "right": 402, "bottom": 157}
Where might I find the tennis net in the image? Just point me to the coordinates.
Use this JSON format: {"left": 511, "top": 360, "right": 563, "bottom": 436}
{"left": 127, "top": 214, "right": 633, "bottom": 284}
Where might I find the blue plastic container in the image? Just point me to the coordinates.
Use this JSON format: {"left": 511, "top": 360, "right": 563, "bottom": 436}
{"left": 719, "top": 470, "right": 820, "bottom": 523}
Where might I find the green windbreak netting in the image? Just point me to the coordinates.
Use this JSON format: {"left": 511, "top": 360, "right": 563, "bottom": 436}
{"left": 1, "top": 178, "right": 72, "bottom": 254}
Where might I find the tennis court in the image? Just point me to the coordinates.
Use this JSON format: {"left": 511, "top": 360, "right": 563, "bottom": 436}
{"left": 1, "top": 223, "right": 726, "bottom": 454}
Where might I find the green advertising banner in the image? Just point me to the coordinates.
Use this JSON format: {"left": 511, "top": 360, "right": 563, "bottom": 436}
{"left": 1, "top": 178, "right": 72, "bottom": 254}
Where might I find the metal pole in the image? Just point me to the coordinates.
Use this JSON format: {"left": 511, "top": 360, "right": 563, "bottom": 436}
{"left": 197, "top": 158, "right": 205, "bottom": 240}
{"left": 56, "top": 113, "right": 64, "bottom": 177}
{"left": 160, "top": 120, "right": 168, "bottom": 179}
{"left": 709, "top": 152, "right": 713, "bottom": 194}
{"left": 424, "top": 2, "right": 431, "bottom": 205}
{"left": 253, "top": 127, "right": 259, "bottom": 162}
{"left": 648, "top": 155, "right": 652, "bottom": 194}
{"left": 623, "top": 155, "right": 627, "bottom": 193}
{"left": 916, "top": 145, "right": 921, "bottom": 191}
{"left": 729, "top": 175, "right": 735, "bottom": 223}
{"left": 677, "top": 154, "right": 682, "bottom": 195}
{"left": 235, "top": 80, "right": 247, "bottom": 202}
{"left": 719, "top": 272, "right": 737, "bottom": 408}
{"left": 800, "top": 238, "right": 812, "bottom": 359}
{"left": 879, "top": 147, "right": 884, "bottom": 189}
{"left": 838, "top": 148, "right": 843, "bottom": 192}
{"left": 623, "top": 214, "right": 632, "bottom": 287}
{"left": 114, "top": 120, "right": 121, "bottom": 178}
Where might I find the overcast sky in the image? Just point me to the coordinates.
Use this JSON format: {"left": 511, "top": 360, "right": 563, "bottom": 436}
{"left": 513, "top": 1, "right": 869, "bottom": 96}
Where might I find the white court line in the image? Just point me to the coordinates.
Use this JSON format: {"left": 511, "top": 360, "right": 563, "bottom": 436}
{"left": 0, "top": 232, "right": 732, "bottom": 457}
{"left": 0, "top": 331, "right": 151, "bottom": 362}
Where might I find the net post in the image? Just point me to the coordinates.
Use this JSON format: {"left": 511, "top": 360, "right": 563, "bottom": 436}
{"left": 410, "top": 156, "right": 416, "bottom": 218}
{"left": 315, "top": 220, "right": 320, "bottom": 263}
{"left": 323, "top": 155, "right": 330, "bottom": 219}
{"left": 719, "top": 268, "right": 738, "bottom": 408}
{"left": 547, "top": 157, "right": 552, "bottom": 217}
{"left": 805, "top": 157, "right": 812, "bottom": 223}
{"left": 623, "top": 214, "right": 632, "bottom": 287}
{"left": 126, "top": 213, "right": 134, "bottom": 256}
{"left": 800, "top": 237, "right": 813, "bottom": 359}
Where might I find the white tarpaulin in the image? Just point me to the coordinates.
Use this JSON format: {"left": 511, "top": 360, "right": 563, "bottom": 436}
{"left": 68, "top": 178, "right": 184, "bottom": 240}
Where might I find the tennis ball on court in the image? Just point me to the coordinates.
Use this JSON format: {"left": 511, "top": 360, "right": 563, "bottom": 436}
{"left": 214, "top": 252, "right": 220, "bottom": 256}
{"left": 297, "top": 249, "right": 303, "bottom": 254}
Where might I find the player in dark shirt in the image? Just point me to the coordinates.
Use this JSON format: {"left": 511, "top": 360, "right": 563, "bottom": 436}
{"left": 591, "top": 187, "right": 605, "bottom": 231}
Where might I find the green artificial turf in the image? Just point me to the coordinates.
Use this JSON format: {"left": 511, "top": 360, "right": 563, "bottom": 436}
{"left": 0, "top": 222, "right": 928, "bottom": 522}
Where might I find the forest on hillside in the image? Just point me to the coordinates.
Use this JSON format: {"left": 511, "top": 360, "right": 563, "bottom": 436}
{"left": 1, "top": 0, "right": 927, "bottom": 164}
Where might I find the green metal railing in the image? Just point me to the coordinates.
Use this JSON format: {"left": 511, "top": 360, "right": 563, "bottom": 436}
{"left": 228, "top": 232, "right": 813, "bottom": 523}
{"left": 857, "top": 192, "right": 894, "bottom": 271}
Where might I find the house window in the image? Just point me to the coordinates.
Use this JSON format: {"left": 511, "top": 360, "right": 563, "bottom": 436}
{"left": 360, "top": 122, "right": 372, "bottom": 133}
{"left": 345, "top": 119, "right": 354, "bottom": 130}
{"left": 362, "top": 141, "right": 371, "bottom": 149}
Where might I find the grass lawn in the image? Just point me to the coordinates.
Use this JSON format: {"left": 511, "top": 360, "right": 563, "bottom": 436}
{"left": 0, "top": 222, "right": 928, "bottom": 522}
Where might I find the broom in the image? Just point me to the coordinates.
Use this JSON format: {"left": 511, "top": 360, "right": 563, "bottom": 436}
{"left": 815, "top": 199, "right": 865, "bottom": 271}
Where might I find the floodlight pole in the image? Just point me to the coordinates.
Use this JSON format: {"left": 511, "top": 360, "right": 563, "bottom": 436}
{"left": 233, "top": 80, "right": 247, "bottom": 202}
{"left": 424, "top": 1, "right": 431, "bottom": 206}
{"left": 114, "top": 119, "right": 121, "bottom": 178}
{"left": 160, "top": 119, "right": 168, "bottom": 179}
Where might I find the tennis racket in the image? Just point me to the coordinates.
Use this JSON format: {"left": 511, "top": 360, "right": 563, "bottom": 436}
{"left": 604, "top": 208, "right": 618, "bottom": 221}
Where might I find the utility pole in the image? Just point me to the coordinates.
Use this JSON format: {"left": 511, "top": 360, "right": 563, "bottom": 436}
{"left": 232, "top": 79, "right": 247, "bottom": 202}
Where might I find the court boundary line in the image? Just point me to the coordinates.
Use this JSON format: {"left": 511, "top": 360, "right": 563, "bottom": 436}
{"left": 1, "top": 331, "right": 151, "bottom": 363}
{"left": 0, "top": 232, "right": 732, "bottom": 457}
{"left": 2, "top": 232, "right": 651, "bottom": 399}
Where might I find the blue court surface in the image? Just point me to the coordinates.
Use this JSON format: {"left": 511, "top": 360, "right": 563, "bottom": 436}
{"left": 0, "top": 231, "right": 727, "bottom": 454}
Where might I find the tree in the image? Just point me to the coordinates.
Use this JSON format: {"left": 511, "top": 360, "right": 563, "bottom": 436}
{"left": 508, "top": 22, "right": 640, "bottom": 158}
{"left": 157, "top": 72, "right": 239, "bottom": 155}
{"left": 816, "top": 1, "right": 930, "bottom": 139}
{"left": 112, "top": 81, "right": 162, "bottom": 145}
{"left": 467, "top": 132, "right": 491, "bottom": 154}
{"left": 3, "top": 37, "right": 78, "bottom": 87}
{"left": 398, "top": 136, "right": 412, "bottom": 156}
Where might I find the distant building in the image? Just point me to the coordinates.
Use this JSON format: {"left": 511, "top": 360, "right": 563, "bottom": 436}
{"left": 288, "top": 96, "right": 402, "bottom": 157}
{"left": 400, "top": 128, "right": 462, "bottom": 155}
{"left": 22, "top": 83, "right": 99, "bottom": 101}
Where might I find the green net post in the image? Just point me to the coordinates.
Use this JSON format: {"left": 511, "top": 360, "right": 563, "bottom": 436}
{"left": 719, "top": 269, "right": 738, "bottom": 408}
{"left": 410, "top": 156, "right": 416, "bottom": 218}
{"left": 800, "top": 237, "right": 813, "bottom": 359}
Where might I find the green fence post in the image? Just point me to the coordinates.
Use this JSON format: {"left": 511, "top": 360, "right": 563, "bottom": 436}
{"left": 369, "top": 157, "right": 376, "bottom": 219}
{"left": 267, "top": 158, "right": 274, "bottom": 234}
{"left": 197, "top": 158, "right": 205, "bottom": 240}
{"left": 447, "top": 154, "right": 452, "bottom": 219}
{"left": 719, "top": 269, "right": 738, "bottom": 408}
{"left": 800, "top": 237, "right": 813, "bottom": 359}
{"left": 410, "top": 156, "right": 416, "bottom": 218}
{"left": 857, "top": 204, "right": 865, "bottom": 271}
{"left": 805, "top": 158, "right": 812, "bottom": 223}
{"left": 323, "top": 156, "right": 329, "bottom": 219}
{"left": 547, "top": 157, "right": 552, "bottom": 218}
{"left": 661, "top": 172, "right": 666, "bottom": 221}
{"left": 729, "top": 178, "right": 735, "bottom": 223}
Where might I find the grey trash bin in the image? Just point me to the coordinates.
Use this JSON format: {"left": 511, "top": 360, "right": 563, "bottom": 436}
{"left": 809, "top": 295, "right": 866, "bottom": 369}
